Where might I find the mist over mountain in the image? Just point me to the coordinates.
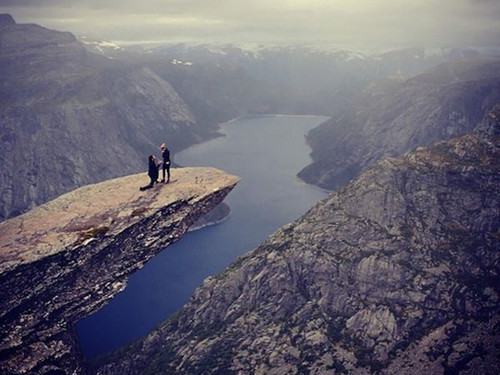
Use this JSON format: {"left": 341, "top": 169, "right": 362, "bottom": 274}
{"left": 143, "top": 44, "right": 440, "bottom": 118}
{"left": 80, "top": 38, "right": 497, "bottom": 124}
{"left": 299, "top": 57, "right": 500, "bottom": 189}
{"left": 0, "top": 16, "right": 217, "bottom": 220}
{"left": 3, "top": 0, "right": 500, "bottom": 50}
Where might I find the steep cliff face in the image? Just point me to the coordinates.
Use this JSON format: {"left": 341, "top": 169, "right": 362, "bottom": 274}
{"left": 299, "top": 58, "right": 500, "bottom": 190}
{"left": 97, "top": 110, "right": 499, "bottom": 375}
{"left": 0, "top": 167, "right": 239, "bottom": 375}
{"left": 0, "top": 16, "right": 216, "bottom": 220}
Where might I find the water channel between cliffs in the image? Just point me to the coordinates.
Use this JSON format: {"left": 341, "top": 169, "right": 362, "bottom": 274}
{"left": 77, "top": 115, "right": 329, "bottom": 357}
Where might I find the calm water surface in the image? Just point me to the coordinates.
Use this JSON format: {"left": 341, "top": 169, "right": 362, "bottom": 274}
{"left": 78, "top": 115, "right": 329, "bottom": 357}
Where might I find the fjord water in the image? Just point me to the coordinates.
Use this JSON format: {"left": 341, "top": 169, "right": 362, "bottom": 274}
{"left": 77, "top": 115, "right": 329, "bottom": 357}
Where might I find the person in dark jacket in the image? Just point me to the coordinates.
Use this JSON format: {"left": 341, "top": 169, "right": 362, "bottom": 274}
{"left": 139, "top": 154, "right": 160, "bottom": 191}
{"left": 160, "top": 143, "right": 171, "bottom": 183}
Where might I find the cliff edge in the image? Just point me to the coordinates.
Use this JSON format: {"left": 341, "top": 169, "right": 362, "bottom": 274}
{"left": 0, "top": 167, "right": 239, "bottom": 375}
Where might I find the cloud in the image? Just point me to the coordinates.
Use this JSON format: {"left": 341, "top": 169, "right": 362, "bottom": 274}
{"left": 1, "top": 0, "right": 499, "bottom": 49}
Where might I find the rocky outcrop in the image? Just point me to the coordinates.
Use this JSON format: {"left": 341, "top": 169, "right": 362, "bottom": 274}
{"left": 299, "top": 58, "right": 500, "bottom": 190}
{"left": 0, "top": 167, "right": 239, "bottom": 375}
{"left": 96, "top": 109, "right": 499, "bottom": 375}
{"left": 0, "top": 16, "right": 218, "bottom": 220}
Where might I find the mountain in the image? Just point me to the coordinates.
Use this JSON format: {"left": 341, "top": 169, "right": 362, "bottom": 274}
{"left": 95, "top": 107, "right": 500, "bottom": 375}
{"left": 299, "top": 58, "right": 500, "bottom": 189}
{"left": 73, "top": 37, "right": 500, "bottom": 190}
{"left": 140, "top": 44, "right": 470, "bottom": 120}
{"left": 78, "top": 36, "right": 125, "bottom": 57}
{"left": 0, "top": 15, "right": 217, "bottom": 220}
{"left": 0, "top": 167, "right": 238, "bottom": 375}
{"left": 83, "top": 41, "right": 490, "bottom": 127}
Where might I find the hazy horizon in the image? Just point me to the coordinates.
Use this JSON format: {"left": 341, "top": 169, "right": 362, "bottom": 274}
{"left": 1, "top": 0, "right": 500, "bottom": 52}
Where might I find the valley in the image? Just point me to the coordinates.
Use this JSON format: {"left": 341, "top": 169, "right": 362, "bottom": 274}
{"left": 77, "top": 115, "right": 329, "bottom": 358}
{"left": 0, "top": 12, "right": 499, "bottom": 375}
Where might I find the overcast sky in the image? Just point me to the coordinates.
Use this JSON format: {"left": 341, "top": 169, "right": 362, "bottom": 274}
{"left": 1, "top": 0, "right": 500, "bottom": 50}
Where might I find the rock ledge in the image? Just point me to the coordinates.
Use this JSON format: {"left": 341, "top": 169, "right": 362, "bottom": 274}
{"left": 0, "top": 167, "right": 239, "bottom": 375}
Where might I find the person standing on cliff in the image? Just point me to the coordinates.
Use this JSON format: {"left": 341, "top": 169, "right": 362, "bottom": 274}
{"left": 160, "top": 143, "right": 171, "bottom": 183}
{"left": 140, "top": 154, "right": 160, "bottom": 191}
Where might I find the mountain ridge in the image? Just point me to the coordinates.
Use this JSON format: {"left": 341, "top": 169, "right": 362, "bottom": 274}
{"left": 298, "top": 57, "right": 500, "bottom": 190}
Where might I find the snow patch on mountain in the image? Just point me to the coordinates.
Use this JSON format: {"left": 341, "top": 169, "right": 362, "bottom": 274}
{"left": 171, "top": 59, "right": 193, "bottom": 66}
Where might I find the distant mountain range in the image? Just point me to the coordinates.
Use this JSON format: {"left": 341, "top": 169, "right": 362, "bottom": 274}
{"left": 80, "top": 37, "right": 496, "bottom": 124}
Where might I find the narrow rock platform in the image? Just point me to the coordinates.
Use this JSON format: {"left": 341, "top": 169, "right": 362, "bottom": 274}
{"left": 0, "top": 167, "right": 238, "bottom": 274}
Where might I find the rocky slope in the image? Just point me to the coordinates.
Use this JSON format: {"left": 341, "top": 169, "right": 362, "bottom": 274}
{"left": 0, "top": 167, "right": 239, "bottom": 375}
{"left": 299, "top": 58, "right": 500, "bottom": 190}
{"left": 96, "top": 109, "right": 499, "bottom": 375}
{"left": 0, "top": 15, "right": 217, "bottom": 220}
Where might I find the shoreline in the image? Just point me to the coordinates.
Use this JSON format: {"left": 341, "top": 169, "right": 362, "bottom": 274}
{"left": 175, "top": 113, "right": 330, "bottom": 162}
{"left": 295, "top": 175, "right": 332, "bottom": 195}
{"left": 222, "top": 113, "right": 330, "bottom": 125}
